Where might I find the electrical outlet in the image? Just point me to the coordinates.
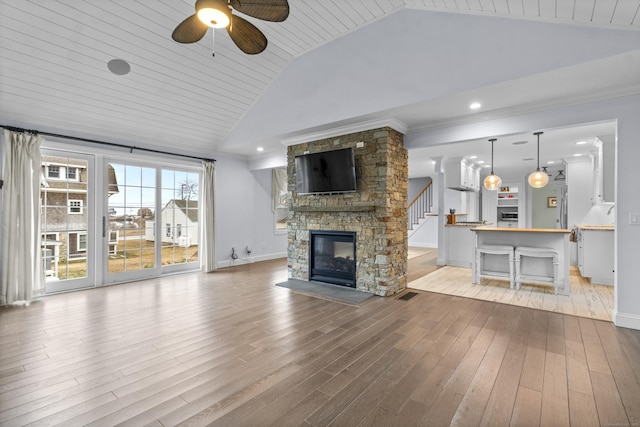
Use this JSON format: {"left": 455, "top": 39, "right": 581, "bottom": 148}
{"left": 630, "top": 213, "right": 640, "bottom": 225}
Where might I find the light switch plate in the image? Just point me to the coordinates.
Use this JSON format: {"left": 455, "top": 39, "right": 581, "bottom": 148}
{"left": 630, "top": 213, "right": 640, "bottom": 225}
{"left": 356, "top": 141, "right": 364, "bottom": 148}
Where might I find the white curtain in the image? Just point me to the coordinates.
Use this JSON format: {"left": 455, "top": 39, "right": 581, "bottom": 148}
{"left": 1, "top": 129, "right": 44, "bottom": 305}
{"left": 200, "top": 160, "right": 216, "bottom": 272}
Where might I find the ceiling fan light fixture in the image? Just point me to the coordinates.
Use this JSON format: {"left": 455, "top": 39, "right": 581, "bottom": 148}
{"left": 196, "top": 0, "right": 231, "bottom": 28}
{"left": 483, "top": 138, "right": 502, "bottom": 190}
{"left": 528, "top": 131, "right": 549, "bottom": 188}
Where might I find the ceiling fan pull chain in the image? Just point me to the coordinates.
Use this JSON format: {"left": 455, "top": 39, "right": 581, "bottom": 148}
{"left": 211, "top": 29, "right": 216, "bottom": 57}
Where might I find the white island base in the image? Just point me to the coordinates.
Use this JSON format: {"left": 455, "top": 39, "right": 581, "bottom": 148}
{"left": 470, "top": 227, "right": 571, "bottom": 296}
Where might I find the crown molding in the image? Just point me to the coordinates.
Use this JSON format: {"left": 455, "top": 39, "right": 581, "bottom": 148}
{"left": 281, "top": 117, "right": 408, "bottom": 147}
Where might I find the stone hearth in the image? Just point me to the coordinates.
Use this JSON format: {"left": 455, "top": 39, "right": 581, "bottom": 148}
{"left": 287, "top": 127, "right": 408, "bottom": 296}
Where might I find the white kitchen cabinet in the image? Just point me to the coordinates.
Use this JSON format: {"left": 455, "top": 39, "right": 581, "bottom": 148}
{"left": 577, "top": 228, "right": 614, "bottom": 285}
{"left": 445, "top": 158, "right": 479, "bottom": 192}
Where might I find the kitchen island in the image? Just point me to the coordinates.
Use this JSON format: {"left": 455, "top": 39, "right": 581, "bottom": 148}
{"left": 444, "top": 222, "right": 490, "bottom": 267}
{"left": 470, "top": 227, "right": 571, "bottom": 295}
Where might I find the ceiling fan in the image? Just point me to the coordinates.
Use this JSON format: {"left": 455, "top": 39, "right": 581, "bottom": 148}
{"left": 172, "top": 0, "right": 289, "bottom": 55}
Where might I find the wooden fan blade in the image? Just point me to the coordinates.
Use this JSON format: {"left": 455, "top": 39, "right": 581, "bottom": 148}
{"left": 227, "top": 14, "right": 267, "bottom": 54}
{"left": 230, "top": 0, "right": 289, "bottom": 22}
{"left": 172, "top": 14, "right": 209, "bottom": 43}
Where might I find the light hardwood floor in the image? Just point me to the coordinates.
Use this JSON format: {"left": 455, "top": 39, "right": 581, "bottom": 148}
{"left": 1, "top": 258, "right": 639, "bottom": 426}
{"left": 407, "top": 250, "right": 614, "bottom": 322}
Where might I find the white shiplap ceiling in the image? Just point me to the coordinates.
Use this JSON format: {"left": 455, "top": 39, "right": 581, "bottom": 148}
{"left": 0, "top": 0, "right": 639, "bottom": 161}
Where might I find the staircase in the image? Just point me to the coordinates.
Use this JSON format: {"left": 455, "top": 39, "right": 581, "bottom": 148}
{"left": 408, "top": 180, "right": 434, "bottom": 237}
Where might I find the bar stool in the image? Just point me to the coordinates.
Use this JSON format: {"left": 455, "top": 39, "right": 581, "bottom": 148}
{"left": 514, "top": 246, "right": 559, "bottom": 294}
{"left": 474, "top": 245, "right": 515, "bottom": 288}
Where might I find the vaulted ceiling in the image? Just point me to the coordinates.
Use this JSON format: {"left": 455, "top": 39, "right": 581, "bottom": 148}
{"left": 1, "top": 1, "right": 639, "bottom": 164}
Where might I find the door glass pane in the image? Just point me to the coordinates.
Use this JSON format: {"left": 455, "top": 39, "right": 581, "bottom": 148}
{"left": 41, "top": 155, "right": 89, "bottom": 281}
{"left": 160, "top": 169, "right": 200, "bottom": 266}
{"left": 107, "top": 162, "right": 156, "bottom": 274}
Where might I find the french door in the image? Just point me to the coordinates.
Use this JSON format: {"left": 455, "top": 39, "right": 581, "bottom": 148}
{"left": 104, "top": 160, "right": 201, "bottom": 284}
{"left": 40, "top": 149, "right": 200, "bottom": 293}
{"left": 41, "top": 150, "right": 95, "bottom": 293}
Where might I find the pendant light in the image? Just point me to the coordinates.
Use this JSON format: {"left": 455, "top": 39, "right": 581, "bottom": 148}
{"left": 528, "top": 131, "right": 549, "bottom": 188}
{"left": 554, "top": 170, "right": 566, "bottom": 181}
{"left": 483, "top": 138, "right": 502, "bottom": 190}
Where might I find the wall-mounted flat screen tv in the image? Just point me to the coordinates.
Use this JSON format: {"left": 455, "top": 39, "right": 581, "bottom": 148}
{"left": 295, "top": 148, "right": 357, "bottom": 194}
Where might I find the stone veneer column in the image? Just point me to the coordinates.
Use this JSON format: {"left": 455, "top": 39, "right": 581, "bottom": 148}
{"left": 287, "top": 127, "right": 408, "bottom": 296}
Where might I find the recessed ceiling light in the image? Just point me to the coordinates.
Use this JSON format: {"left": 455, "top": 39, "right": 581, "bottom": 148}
{"left": 107, "top": 59, "right": 131, "bottom": 76}
{"left": 547, "top": 160, "right": 555, "bottom": 164}
{"left": 522, "top": 157, "right": 534, "bottom": 161}
{"left": 477, "top": 160, "right": 485, "bottom": 164}
{"left": 257, "top": 147, "right": 264, "bottom": 152}
{"left": 573, "top": 153, "right": 582, "bottom": 157}
{"left": 469, "top": 155, "right": 477, "bottom": 159}
{"left": 469, "top": 102, "right": 482, "bottom": 110}
{"left": 431, "top": 160, "right": 436, "bottom": 164}
{"left": 483, "top": 165, "right": 490, "bottom": 168}
{"left": 576, "top": 141, "right": 587, "bottom": 145}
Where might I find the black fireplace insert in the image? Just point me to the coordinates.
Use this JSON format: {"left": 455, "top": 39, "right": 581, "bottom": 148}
{"left": 309, "top": 230, "right": 356, "bottom": 287}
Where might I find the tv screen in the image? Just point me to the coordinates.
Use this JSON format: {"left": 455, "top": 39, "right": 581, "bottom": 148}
{"left": 295, "top": 148, "right": 357, "bottom": 194}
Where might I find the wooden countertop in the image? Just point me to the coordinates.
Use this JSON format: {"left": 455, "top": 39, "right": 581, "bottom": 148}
{"left": 470, "top": 227, "right": 571, "bottom": 233}
{"left": 575, "top": 224, "right": 615, "bottom": 231}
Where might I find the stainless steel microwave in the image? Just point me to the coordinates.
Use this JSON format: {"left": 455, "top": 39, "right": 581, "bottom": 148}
{"left": 501, "top": 211, "right": 518, "bottom": 221}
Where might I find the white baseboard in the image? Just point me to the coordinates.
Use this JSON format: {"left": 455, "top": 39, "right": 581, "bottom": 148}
{"left": 613, "top": 309, "right": 640, "bottom": 331}
{"left": 408, "top": 243, "right": 438, "bottom": 249}
{"left": 444, "top": 260, "right": 472, "bottom": 268}
{"left": 216, "top": 252, "right": 286, "bottom": 269}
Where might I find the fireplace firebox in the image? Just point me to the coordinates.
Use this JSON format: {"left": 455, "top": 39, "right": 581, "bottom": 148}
{"left": 309, "top": 230, "right": 356, "bottom": 287}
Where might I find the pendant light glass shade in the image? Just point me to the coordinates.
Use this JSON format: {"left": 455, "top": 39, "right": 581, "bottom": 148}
{"left": 528, "top": 170, "right": 549, "bottom": 188}
{"left": 483, "top": 138, "right": 501, "bottom": 190}
{"left": 528, "top": 131, "right": 549, "bottom": 189}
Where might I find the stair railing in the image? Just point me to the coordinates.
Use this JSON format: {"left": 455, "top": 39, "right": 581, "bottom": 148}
{"left": 408, "top": 181, "right": 433, "bottom": 230}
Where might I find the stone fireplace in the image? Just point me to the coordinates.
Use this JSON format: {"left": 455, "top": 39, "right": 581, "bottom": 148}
{"left": 287, "top": 127, "right": 408, "bottom": 296}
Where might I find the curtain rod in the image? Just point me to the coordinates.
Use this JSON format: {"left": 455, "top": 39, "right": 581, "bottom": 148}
{"left": 1, "top": 125, "right": 215, "bottom": 163}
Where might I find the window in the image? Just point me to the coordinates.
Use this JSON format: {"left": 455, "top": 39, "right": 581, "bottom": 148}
{"left": 46, "top": 165, "right": 80, "bottom": 181}
{"left": 166, "top": 223, "right": 171, "bottom": 237}
{"left": 47, "top": 166, "right": 60, "bottom": 178}
{"left": 67, "top": 167, "right": 77, "bottom": 180}
{"left": 68, "top": 200, "right": 83, "bottom": 214}
{"left": 176, "top": 224, "right": 182, "bottom": 238}
{"left": 77, "top": 233, "right": 87, "bottom": 251}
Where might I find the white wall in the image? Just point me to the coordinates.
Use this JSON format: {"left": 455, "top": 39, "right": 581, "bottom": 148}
{"left": 405, "top": 93, "right": 640, "bottom": 330}
{"left": 214, "top": 154, "right": 287, "bottom": 268}
{"left": 408, "top": 177, "right": 430, "bottom": 200}
{"left": 250, "top": 168, "right": 288, "bottom": 262}
{"left": 531, "top": 184, "right": 558, "bottom": 229}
